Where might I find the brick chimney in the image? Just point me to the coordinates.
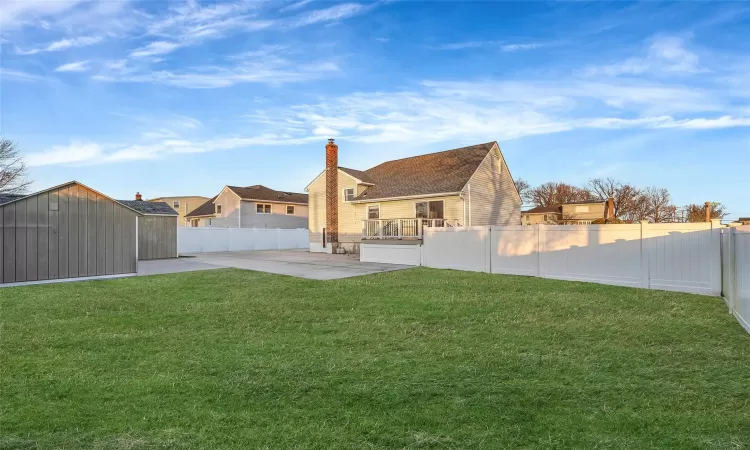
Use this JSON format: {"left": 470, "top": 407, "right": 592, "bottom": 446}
{"left": 606, "top": 197, "right": 615, "bottom": 220}
{"left": 135, "top": 192, "right": 142, "bottom": 201}
{"left": 705, "top": 201, "right": 711, "bottom": 222}
{"left": 326, "top": 139, "right": 339, "bottom": 251}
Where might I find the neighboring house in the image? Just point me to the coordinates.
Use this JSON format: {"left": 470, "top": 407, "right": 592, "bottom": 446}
{"left": 736, "top": 217, "right": 750, "bottom": 225}
{"left": 306, "top": 139, "right": 521, "bottom": 254}
{"left": 147, "top": 194, "right": 210, "bottom": 226}
{"left": 522, "top": 200, "right": 612, "bottom": 225}
{"left": 184, "top": 185, "right": 308, "bottom": 229}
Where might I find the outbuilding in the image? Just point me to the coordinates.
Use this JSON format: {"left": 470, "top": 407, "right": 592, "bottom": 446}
{"left": 1, "top": 181, "right": 141, "bottom": 284}
{"left": 117, "top": 196, "right": 179, "bottom": 260}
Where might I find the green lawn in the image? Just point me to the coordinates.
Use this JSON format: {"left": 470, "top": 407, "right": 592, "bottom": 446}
{"left": 1, "top": 268, "right": 749, "bottom": 449}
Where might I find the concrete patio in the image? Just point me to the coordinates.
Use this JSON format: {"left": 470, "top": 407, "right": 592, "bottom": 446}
{"left": 137, "top": 249, "right": 412, "bottom": 280}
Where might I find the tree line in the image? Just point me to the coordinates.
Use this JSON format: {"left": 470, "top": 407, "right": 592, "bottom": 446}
{"left": 514, "top": 177, "right": 727, "bottom": 223}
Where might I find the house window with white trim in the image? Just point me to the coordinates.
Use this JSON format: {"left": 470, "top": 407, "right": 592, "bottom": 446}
{"left": 257, "top": 203, "right": 272, "bottom": 214}
{"left": 415, "top": 200, "right": 444, "bottom": 219}
{"left": 343, "top": 188, "right": 355, "bottom": 202}
{"left": 216, "top": 204, "right": 222, "bottom": 214}
{"left": 173, "top": 200, "right": 180, "bottom": 209}
{"left": 286, "top": 205, "right": 295, "bottom": 215}
{"left": 367, "top": 205, "right": 380, "bottom": 219}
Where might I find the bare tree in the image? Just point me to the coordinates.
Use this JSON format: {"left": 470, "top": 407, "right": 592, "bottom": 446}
{"left": 588, "top": 177, "right": 642, "bottom": 219}
{"left": 529, "top": 182, "right": 594, "bottom": 206}
{"left": 642, "top": 186, "right": 676, "bottom": 223}
{"left": 1, "top": 139, "right": 31, "bottom": 195}
{"left": 683, "top": 202, "right": 728, "bottom": 222}
{"left": 513, "top": 178, "right": 532, "bottom": 204}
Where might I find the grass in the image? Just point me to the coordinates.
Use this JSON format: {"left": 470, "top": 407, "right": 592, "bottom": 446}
{"left": 1, "top": 268, "right": 749, "bottom": 449}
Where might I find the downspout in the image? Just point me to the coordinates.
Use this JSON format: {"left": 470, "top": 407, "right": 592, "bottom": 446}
{"left": 468, "top": 184, "right": 472, "bottom": 227}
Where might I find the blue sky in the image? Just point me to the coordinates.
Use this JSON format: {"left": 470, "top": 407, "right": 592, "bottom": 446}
{"left": 1, "top": 0, "right": 749, "bottom": 219}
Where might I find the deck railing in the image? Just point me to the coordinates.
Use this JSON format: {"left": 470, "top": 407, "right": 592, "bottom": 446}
{"left": 362, "top": 218, "right": 461, "bottom": 239}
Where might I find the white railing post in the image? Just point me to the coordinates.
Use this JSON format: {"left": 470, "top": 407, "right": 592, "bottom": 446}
{"left": 397, "top": 219, "right": 403, "bottom": 239}
{"left": 378, "top": 220, "right": 383, "bottom": 239}
{"left": 362, "top": 220, "right": 366, "bottom": 238}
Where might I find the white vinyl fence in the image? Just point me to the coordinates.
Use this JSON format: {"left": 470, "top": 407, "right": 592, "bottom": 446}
{"left": 178, "top": 227, "right": 308, "bottom": 254}
{"left": 423, "top": 221, "right": 723, "bottom": 296}
{"left": 721, "top": 226, "right": 750, "bottom": 334}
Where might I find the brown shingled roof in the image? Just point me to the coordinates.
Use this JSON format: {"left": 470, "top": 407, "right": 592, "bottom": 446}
{"left": 227, "top": 185, "right": 308, "bottom": 204}
{"left": 352, "top": 142, "right": 496, "bottom": 201}
{"left": 185, "top": 195, "right": 218, "bottom": 218}
{"left": 522, "top": 205, "right": 563, "bottom": 214}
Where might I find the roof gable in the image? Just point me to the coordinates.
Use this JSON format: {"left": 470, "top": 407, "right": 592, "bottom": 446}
{"left": 185, "top": 195, "right": 219, "bottom": 218}
{"left": 0, "top": 181, "right": 144, "bottom": 215}
{"left": 353, "top": 142, "right": 496, "bottom": 201}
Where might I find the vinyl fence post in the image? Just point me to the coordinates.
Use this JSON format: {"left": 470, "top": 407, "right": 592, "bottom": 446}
{"left": 536, "top": 224, "right": 544, "bottom": 278}
{"left": 640, "top": 220, "right": 650, "bottom": 289}
{"left": 533, "top": 224, "right": 542, "bottom": 277}
{"left": 710, "top": 219, "right": 723, "bottom": 296}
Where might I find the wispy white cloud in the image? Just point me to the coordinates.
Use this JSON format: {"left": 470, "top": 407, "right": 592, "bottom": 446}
{"left": 0, "top": 0, "right": 86, "bottom": 28}
{"left": 96, "top": 48, "right": 339, "bottom": 88}
{"left": 582, "top": 35, "right": 702, "bottom": 77}
{"left": 130, "top": 41, "right": 182, "bottom": 58}
{"left": 55, "top": 60, "right": 90, "bottom": 72}
{"left": 429, "top": 41, "right": 542, "bottom": 51}
{"left": 288, "top": 3, "right": 366, "bottom": 28}
{"left": 26, "top": 142, "right": 103, "bottom": 167}
{"left": 0, "top": 68, "right": 50, "bottom": 82}
{"left": 280, "top": 0, "right": 315, "bottom": 13}
{"left": 16, "top": 35, "right": 103, "bottom": 55}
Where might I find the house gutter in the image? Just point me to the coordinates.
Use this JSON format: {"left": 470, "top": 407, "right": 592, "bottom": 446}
{"left": 350, "top": 191, "right": 462, "bottom": 204}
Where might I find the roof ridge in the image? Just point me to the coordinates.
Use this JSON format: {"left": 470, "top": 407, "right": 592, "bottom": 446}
{"left": 363, "top": 141, "right": 497, "bottom": 172}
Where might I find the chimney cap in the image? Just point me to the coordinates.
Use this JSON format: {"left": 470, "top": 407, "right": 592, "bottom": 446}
{"left": 328, "top": 138, "right": 335, "bottom": 144}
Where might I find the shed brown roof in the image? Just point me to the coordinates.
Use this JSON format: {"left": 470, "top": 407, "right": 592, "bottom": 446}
{"left": 350, "top": 142, "right": 496, "bottom": 201}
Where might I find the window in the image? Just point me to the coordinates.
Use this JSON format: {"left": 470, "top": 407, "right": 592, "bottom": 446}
{"left": 286, "top": 205, "right": 295, "bottom": 215}
{"left": 575, "top": 205, "right": 590, "bottom": 213}
{"left": 191, "top": 219, "right": 198, "bottom": 227}
{"left": 173, "top": 200, "right": 180, "bottom": 209}
{"left": 367, "top": 204, "right": 380, "bottom": 219}
{"left": 257, "top": 203, "right": 272, "bottom": 214}
{"left": 216, "top": 204, "right": 222, "bottom": 214}
{"left": 415, "top": 200, "right": 444, "bottom": 219}
{"left": 343, "top": 188, "right": 355, "bottom": 202}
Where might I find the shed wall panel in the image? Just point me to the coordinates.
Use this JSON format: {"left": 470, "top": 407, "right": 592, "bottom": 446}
{"left": 49, "top": 190, "right": 59, "bottom": 279}
{"left": 15, "top": 198, "right": 27, "bottom": 282}
{"left": 26, "top": 197, "right": 38, "bottom": 281}
{"left": 58, "top": 186, "right": 69, "bottom": 279}
{"left": 37, "top": 193, "right": 49, "bottom": 280}
{"left": 3, "top": 204, "right": 15, "bottom": 282}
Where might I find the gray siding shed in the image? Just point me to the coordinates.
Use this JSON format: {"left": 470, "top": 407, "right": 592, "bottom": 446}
{"left": 0, "top": 182, "right": 139, "bottom": 284}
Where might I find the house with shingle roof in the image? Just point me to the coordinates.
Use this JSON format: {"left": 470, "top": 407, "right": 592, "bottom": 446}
{"left": 184, "top": 185, "right": 308, "bottom": 229}
{"left": 305, "top": 140, "right": 522, "bottom": 254}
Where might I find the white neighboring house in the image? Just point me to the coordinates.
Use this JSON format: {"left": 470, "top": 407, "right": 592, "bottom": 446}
{"left": 184, "top": 185, "right": 308, "bottom": 228}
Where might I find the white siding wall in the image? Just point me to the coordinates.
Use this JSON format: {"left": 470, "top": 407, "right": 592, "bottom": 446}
{"left": 241, "top": 201, "right": 308, "bottom": 229}
{"left": 462, "top": 144, "right": 522, "bottom": 226}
